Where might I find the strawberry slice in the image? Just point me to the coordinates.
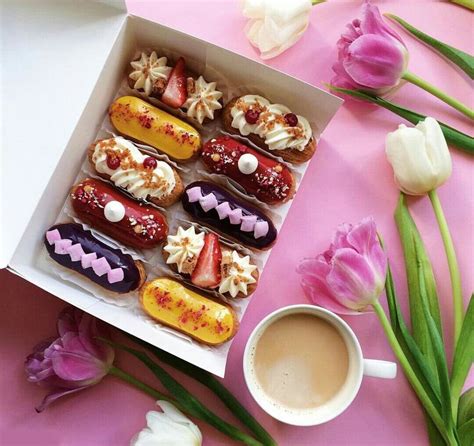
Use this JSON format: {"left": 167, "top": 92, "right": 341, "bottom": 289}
{"left": 162, "top": 57, "right": 187, "bottom": 108}
{"left": 191, "top": 233, "right": 222, "bottom": 288}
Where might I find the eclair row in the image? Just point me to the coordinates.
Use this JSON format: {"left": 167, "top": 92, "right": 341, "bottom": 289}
{"left": 45, "top": 52, "right": 316, "bottom": 345}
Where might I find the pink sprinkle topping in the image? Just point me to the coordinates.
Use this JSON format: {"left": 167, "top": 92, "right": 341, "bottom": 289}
{"left": 215, "top": 201, "right": 232, "bottom": 220}
{"left": 107, "top": 268, "right": 124, "bottom": 283}
{"left": 91, "top": 257, "right": 111, "bottom": 277}
{"left": 228, "top": 208, "right": 243, "bottom": 225}
{"left": 67, "top": 243, "right": 86, "bottom": 262}
{"left": 199, "top": 193, "right": 218, "bottom": 212}
{"left": 240, "top": 215, "right": 257, "bottom": 232}
{"left": 54, "top": 239, "right": 72, "bottom": 255}
{"left": 81, "top": 252, "right": 98, "bottom": 269}
{"left": 186, "top": 187, "right": 202, "bottom": 203}
{"left": 46, "top": 229, "right": 61, "bottom": 245}
{"left": 253, "top": 221, "right": 269, "bottom": 239}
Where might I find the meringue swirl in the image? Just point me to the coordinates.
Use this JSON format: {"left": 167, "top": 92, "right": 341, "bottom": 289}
{"left": 219, "top": 250, "right": 257, "bottom": 297}
{"left": 182, "top": 76, "right": 223, "bottom": 124}
{"left": 129, "top": 52, "right": 172, "bottom": 96}
{"left": 163, "top": 226, "right": 205, "bottom": 274}
{"left": 230, "top": 95, "right": 312, "bottom": 152}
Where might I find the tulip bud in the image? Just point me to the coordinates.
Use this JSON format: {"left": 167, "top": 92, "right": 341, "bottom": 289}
{"left": 385, "top": 117, "right": 452, "bottom": 195}
{"left": 297, "top": 217, "right": 387, "bottom": 314}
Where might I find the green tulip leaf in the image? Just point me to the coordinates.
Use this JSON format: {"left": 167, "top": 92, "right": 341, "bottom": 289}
{"left": 451, "top": 295, "right": 474, "bottom": 415}
{"left": 126, "top": 333, "right": 276, "bottom": 446}
{"left": 458, "top": 388, "right": 474, "bottom": 427}
{"left": 380, "top": 237, "right": 442, "bottom": 411}
{"left": 395, "top": 194, "right": 443, "bottom": 342}
{"left": 385, "top": 14, "right": 474, "bottom": 79}
{"left": 449, "top": 0, "right": 474, "bottom": 12}
{"left": 459, "top": 419, "right": 474, "bottom": 446}
{"left": 415, "top": 239, "right": 454, "bottom": 430}
{"left": 328, "top": 85, "right": 474, "bottom": 155}
{"left": 101, "top": 339, "right": 264, "bottom": 446}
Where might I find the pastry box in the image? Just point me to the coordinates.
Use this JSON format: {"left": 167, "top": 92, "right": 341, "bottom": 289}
{"left": 1, "top": 0, "right": 342, "bottom": 376}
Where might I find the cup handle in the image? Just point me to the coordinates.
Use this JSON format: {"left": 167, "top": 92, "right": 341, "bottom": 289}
{"left": 363, "top": 359, "right": 397, "bottom": 379}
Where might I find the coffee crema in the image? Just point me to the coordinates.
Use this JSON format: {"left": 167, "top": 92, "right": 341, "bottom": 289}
{"left": 253, "top": 313, "right": 349, "bottom": 410}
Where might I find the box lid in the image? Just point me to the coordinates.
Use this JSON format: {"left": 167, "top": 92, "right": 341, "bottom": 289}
{"left": 0, "top": 0, "right": 127, "bottom": 268}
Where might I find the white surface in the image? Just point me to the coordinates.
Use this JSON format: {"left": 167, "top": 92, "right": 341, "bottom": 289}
{"left": 0, "top": 0, "right": 127, "bottom": 267}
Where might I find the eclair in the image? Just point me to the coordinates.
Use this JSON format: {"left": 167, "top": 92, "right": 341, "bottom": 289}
{"left": 163, "top": 226, "right": 259, "bottom": 298}
{"left": 88, "top": 136, "right": 183, "bottom": 207}
{"left": 109, "top": 96, "right": 201, "bottom": 161}
{"left": 201, "top": 135, "right": 296, "bottom": 205}
{"left": 182, "top": 181, "right": 277, "bottom": 250}
{"left": 71, "top": 178, "right": 168, "bottom": 249}
{"left": 128, "top": 52, "right": 223, "bottom": 125}
{"left": 141, "top": 278, "right": 238, "bottom": 345}
{"left": 222, "top": 95, "right": 316, "bottom": 164}
{"left": 45, "top": 223, "right": 146, "bottom": 293}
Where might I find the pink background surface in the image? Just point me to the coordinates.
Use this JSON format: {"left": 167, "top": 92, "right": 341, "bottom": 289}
{"left": 1, "top": 1, "right": 472, "bottom": 445}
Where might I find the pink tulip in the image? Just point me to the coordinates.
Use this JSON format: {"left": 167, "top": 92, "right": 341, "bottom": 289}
{"left": 25, "top": 307, "right": 114, "bottom": 412}
{"left": 331, "top": 1, "right": 409, "bottom": 95}
{"left": 297, "top": 217, "right": 387, "bottom": 315}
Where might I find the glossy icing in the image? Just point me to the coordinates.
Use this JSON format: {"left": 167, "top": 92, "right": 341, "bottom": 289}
{"left": 91, "top": 137, "right": 176, "bottom": 200}
{"left": 44, "top": 223, "right": 142, "bottom": 293}
{"left": 109, "top": 96, "right": 201, "bottom": 161}
{"left": 141, "top": 278, "right": 236, "bottom": 345}
{"left": 182, "top": 181, "right": 277, "bottom": 249}
{"left": 71, "top": 178, "right": 168, "bottom": 249}
{"left": 182, "top": 76, "right": 223, "bottom": 124}
{"left": 230, "top": 95, "right": 312, "bottom": 152}
{"left": 201, "top": 136, "right": 294, "bottom": 204}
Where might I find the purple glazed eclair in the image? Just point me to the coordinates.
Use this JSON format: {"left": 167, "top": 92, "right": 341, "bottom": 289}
{"left": 44, "top": 223, "right": 146, "bottom": 293}
{"left": 182, "top": 181, "right": 277, "bottom": 250}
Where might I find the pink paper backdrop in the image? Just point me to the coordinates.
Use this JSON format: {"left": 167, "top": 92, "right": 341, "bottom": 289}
{"left": 1, "top": 1, "right": 472, "bottom": 445}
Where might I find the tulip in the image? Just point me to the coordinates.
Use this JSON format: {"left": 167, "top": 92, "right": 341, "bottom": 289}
{"left": 25, "top": 307, "right": 114, "bottom": 412}
{"left": 297, "top": 217, "right": 387, "bottom": 314}
{"left": 331, "top": 1, "right": 473, "bottom": 119}
{"left": 385, "top": 117, "right": 463, "bottom": 346}
{"left": 385, "top": 117, "right": 452, "bottom": 196}
{"left": 242, "top": 0, "right": 316, "bottom": 60}
{"left": 131, "top": 400, "right": 202, "bottom": 446}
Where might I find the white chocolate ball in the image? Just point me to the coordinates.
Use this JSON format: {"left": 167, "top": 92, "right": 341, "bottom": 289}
{"left": 238, "top": 153, "right": 258, "bottom": 175}
{"left": 104, "top": 201, "right": 125, "bottom": 223}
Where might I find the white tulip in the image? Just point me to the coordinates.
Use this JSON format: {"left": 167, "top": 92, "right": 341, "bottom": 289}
{"left": 385, "top": 117, "right": 452, "bottom": 195}
{"left": 131, "top": 401, "right": 202, "bottom": 446}
{"left": 242, "top": 0, "right": 312, "bottom": 60}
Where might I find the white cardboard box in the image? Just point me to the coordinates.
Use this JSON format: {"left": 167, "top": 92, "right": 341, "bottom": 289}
{"left": 1, "top": 0, "right": 341, "bottom": 376}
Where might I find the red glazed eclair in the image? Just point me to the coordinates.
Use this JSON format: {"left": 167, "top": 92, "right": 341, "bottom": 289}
{"left": 71, "top": 178, "right": 168, "bottom": 250}
{"left": 201, "top": 135, "right": 296, "bottom": 205}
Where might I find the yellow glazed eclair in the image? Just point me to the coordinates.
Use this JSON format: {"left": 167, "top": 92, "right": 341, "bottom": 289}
{"left": 109, "top": 96, "right": 201, "bottom": 161}
{"left": 140, "top": 278, "right": 238, "bottom": 345}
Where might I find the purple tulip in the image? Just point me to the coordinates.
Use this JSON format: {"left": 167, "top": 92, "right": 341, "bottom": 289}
{"left": 331, "top": 1, "right": 409, "bottom": 95}
{"left": 25, "top": 307, "right": 114, "bottom": 412}
{"left": 297, "top": 217, "right": 387, "bottom": 315}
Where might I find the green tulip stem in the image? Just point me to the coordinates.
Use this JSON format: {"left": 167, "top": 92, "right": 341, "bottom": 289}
{"left": 402, "top": 71, "right": 474, "bottom": 120}
{"left": 428, "top": 189, "right": 464, "bottom": 347}
{"left": 449, "top": 0, "right": 474, "bottom": 11}
{"left": 311, "top": 0, "right": 326, "bottom": 5}
{"left": 108, "top": 365, "right": 185, "bottom": 412}
{"left": 372, "top": 301, "right": 456, "bottom": 445}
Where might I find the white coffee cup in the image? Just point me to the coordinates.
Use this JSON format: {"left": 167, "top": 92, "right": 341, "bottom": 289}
{"left": 243, "top": 304, "right": 397, "bottom": 426}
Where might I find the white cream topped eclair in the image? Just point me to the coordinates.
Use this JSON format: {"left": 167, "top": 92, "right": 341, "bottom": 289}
{"left": 222, "top": 95, "right": 316, "bottom": 164}
{"left": 162, "top": 226, "right": 258, "bottom": 298}
{"left": 88, "top": 136, "right": 183, "bottom": 207}
{"left": 128, "top": 52, "right": 223, "bottom": 125}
